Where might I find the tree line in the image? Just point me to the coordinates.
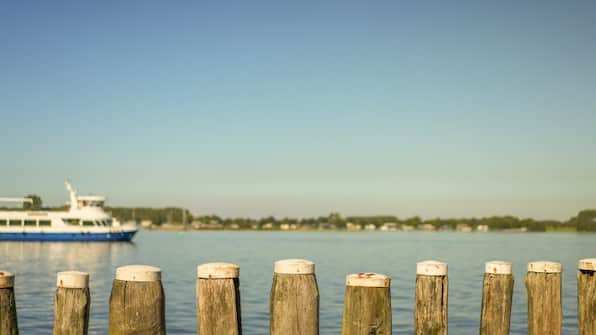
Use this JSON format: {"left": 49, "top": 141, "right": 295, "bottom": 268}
{"left": 109, "top": 208, "right": 596, "bottom": 232}
{"left": 5, "top": 194, "right": 596, "bottom": 232}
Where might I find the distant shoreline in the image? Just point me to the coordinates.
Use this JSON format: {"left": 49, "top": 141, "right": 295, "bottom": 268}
{"left": 113, "top": 207, "right": 594, "bottom": 233}
{"left": 3, "top": 205, "right": 594, "bottom": 232}
{"left": 144, "top": 225, "right": 586, "bottom": 233}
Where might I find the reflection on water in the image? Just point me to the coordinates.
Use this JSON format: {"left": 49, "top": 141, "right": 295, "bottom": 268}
{"left": 1, "top": 241, "right": 136, "bottom": 334}
{"left": 0, "top": 231, "right": 594, "bottom": 334}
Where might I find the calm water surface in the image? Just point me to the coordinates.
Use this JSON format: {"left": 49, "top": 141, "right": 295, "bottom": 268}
{"left": 1, "top": 231, "right": 594, "bottom": 334}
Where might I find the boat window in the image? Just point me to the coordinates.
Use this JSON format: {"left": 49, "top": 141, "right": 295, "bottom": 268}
{"left": 0, "top": 220, "right": 6, "bottom": 226}
{"left": 82, "top": 220, "right": 95, "bottom": 226}
{"left": 39, "top": 220, "right": 51, "bottom": 226}
{"left": 9, "top": 220, "right": 22, "bottom": 226}
{"left": 64, "top": 219, "right": 80, "bottom": 226}
{"left": 98, "top": 221, "right": 106, "bottom": 226}
{"left": 106, "top": 219, "right": 112, "bottom": 226}
{"left": 24, "top": 220, "right": 36, "bottom": 226}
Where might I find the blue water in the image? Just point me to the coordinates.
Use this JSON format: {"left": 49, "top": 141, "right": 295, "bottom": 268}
{"left": 0, "top": 231, "right": 594, "bottom": 334}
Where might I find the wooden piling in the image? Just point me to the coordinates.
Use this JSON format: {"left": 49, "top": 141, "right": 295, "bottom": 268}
{"left": 525, "top": 261, "right": 562, "bottom": 335}
{"left": 270, "top": 259, "right": 319, "bottom": 335}
{"left": 108, "top": 265, "right": 165, "bottom": 335}
{"left": 578, "top": 258, "right": 596, "bottom": 335}
{"left": 0, "top": 271, "right": 18, "bottom": 335}
{"left": 53, "top": 271, "right": 90, "bottom": 335}
{"left": 341, "top": 273, "right": 391, "bottom": 335}
{"left": 196, "top": 262, "right": 241, "bottom": 335}
{"left": 479, "top": 261, "right": 513, "bottom": 335}
{"left": 415, "top": 260, "right": 448, "bottom": 335}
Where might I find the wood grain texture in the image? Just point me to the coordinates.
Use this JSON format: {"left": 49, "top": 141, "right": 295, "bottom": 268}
{"left": 341, "top": 286, "right": 391, "bottom": 335}
{"left": 0, "top": 288, "right": 18, "bottom": 335}
{"left": 578, "top": 270, "right": 596, "bottom": 335}
{"left": 525, "top": 272, "right": 562, "bottom": 335}
{"left": 270, "top": 273, "right": 319, "bottom": 335}
{"left": 415, "top": 275, "right": 448, "bottom": 335}
{"left": 479, "top": 273, "right": 513, "bottom": 335}
{"left": 53, "top": 287, "right": 90, "bottom": 335}
{"left": 108, "top": 279, "right": 165, "bottom": 335}
{"left": 197, "top": 278, "right": 241, "bottom": 335}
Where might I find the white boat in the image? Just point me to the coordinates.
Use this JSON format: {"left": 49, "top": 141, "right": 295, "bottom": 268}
{"left": 0, "top": 181, "right": 137, "bottom": 241}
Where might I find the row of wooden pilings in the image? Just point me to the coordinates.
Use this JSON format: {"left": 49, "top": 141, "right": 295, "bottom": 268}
{"left": 0, "top": 258, "right": 595, "bottom": 335}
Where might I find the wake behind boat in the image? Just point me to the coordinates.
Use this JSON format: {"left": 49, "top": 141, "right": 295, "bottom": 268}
{"left": 0, "top": 181, "right": 137, "bottom": 241}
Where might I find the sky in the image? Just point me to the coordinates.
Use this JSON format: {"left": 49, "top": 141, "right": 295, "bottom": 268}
{"left": 1, "top": 1, "right": 595, "bottom": 220}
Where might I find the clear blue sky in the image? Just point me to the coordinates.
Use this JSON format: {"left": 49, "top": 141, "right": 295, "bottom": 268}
{"left": 1, "top": 1, "right": 595, "bottom": 220}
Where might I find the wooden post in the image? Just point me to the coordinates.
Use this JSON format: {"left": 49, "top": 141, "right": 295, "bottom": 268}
{"left": 341, "top": 273, "right": 391, "bottom": 335}
{"left": 578, "top": 258, "right": 596, "bottom": 335}
{"left": 525, "top": 261, "right": 562, "bottom": 335}
{"left": 53, "top": 271, "right": 90, "bottom": 335}
{"left": 479, "top": 261, "right": 513, "bottom": 335}
{"left": 108, "top": 265, "right": 165, "bottom": 335}
{"left": 196, "top": 262, "right": 241, "bottom": 335}
{"left": 0, "top": 271, "right": 18, "bottom": 335}
{"left": 415, "top": 260, "right": 448, "bottom": 335}
{"left": 270, "top": 259, "right": 319, "bottom": 335}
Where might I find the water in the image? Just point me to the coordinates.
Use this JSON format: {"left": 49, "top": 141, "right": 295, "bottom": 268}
{"left": 1, "top": 231, "right": 594, "bottom": 334}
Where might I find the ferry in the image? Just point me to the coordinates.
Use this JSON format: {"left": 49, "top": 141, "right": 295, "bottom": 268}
{"left": 0, "top": 181, "right": 137, "bottom": 241}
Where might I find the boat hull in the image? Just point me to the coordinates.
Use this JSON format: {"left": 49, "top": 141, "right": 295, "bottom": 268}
{"left": 0, "top": 230, "right": 137, "bottom": 241}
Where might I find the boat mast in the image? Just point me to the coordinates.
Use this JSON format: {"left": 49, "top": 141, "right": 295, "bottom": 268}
{"left": 65, "top": 180, "right": 78, "bottom": 211}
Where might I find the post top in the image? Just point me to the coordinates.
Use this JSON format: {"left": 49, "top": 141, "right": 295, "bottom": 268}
{"left": 0, "top": 271, "right": 15, "bottom": 288}
{"left": 579, "top": 258, "right": 596, "bottom": 271}
{"left": 346, "top": 273, "right": 390, "bottom": 288}
{"left": 417, "top": 260, "right": 448, "bottom": 276}
{"left": 274, "top": 259, "right": 315, "bottom": 274}
{"left": 197, "top": 262, "right": 240, "bottom": 279}
{"left": 485, "top": 261, "right": 512, "bottom": 274}
{"left": 527, "top": 261, "right": 562, "bottom": 273}
{"left": 57, "top": 271, "right": 89, "bottom": 288}
{"left": 115, "top": 265, "right": 161, "bottom": 282}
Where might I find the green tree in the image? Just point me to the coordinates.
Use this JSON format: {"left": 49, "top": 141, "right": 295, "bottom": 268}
{"left": 23, "top": 194, "right": 42, "bottom": 210}
{"left": 571, "top": 210, "right": 596, "bottom": 231}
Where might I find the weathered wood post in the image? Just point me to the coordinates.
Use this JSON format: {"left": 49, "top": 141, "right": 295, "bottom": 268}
{"left": 108, "top": 265, "right": 165, "bottom": 335}
{"left": 0, "top": 271, "right": 18, "bottom": 335}
{"left": 525, "top": 261, "right": 562, "bottom": 335}
{"left": 196, "top": 262, "right": 241, "bottom": 335}
{"left": 53, "top": 271, "right": 90, "bottom": 335}
{"left": 270, "top": 259, "right": 319, "bottom": 335}
{"left": 341, "top": 273, "right": 392, "bottom": 335}
{"left": 578, "top": 258, "right": 596, "bottom": 335}
{"left": 479, "top": 261, "right": 513, "bottom": 335}
{"left": 415, "top": 260, "right": 448, "bottom": 335}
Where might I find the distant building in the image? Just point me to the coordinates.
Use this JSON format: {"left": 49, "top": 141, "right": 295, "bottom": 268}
{"left": 418, "top": 224, "right": 435, "bottom": 232}
{"left": 318, "top": 223, "right": 336, "bottom": 230}
{"left": 503, "top": 227, "right": 528, "bottom": 232}
{"left": 456, "top": 224, "right": 472, "bottom": 232}
{"left": 476, "top": 225, "right": 489, "bottom": 232}
{"left": 140, "top": 220, "right": 152, "bottom": 228}
{"left": 262, "top": 223, "right": 274, "bottom": 230}
{"left": 401, "top": 224, "right": 415, "bottom": 232}
{"left": 193, "top": 221, "right": 224, "bottom": 229}
{"left": 380, "top": 222, "right": 399, "bottom": 231}
{"left": 228, "top": 223, "right": 240, "bottom": 230}
{"left": 280, "top": 223, "right": 298, "bottom": 230}
{"left": 346, "top": 222, "right": 363, "bottom": 231}
{"left": 364, "top": 223, "right": 376, "bottom": 231}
